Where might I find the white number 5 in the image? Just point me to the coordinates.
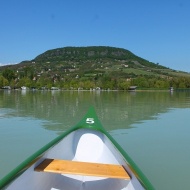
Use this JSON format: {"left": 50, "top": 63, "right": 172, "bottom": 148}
{"left": 86, "top": 118, "right": 94, "bottom": 124}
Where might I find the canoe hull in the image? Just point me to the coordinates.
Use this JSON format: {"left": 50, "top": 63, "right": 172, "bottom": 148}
{"left": 1, "top": 107, "right": 154, "bottom": 190}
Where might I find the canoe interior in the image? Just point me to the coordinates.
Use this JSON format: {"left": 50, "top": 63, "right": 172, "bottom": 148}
{"left": 5, "top": 129, "right": 144, "bottom": 190}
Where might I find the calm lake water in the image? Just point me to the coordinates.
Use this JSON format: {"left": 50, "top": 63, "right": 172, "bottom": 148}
{"left": 0, "top": 89, "right": 190, "bottom": 189}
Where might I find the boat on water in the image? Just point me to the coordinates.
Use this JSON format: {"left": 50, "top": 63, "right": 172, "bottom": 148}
{"left": 0, "top": 107, "right": 154, "bottom": 190}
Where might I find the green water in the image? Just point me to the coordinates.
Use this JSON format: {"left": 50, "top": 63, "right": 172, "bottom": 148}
{"left": 0, "top": 90, "right": 190, "bottom": 189}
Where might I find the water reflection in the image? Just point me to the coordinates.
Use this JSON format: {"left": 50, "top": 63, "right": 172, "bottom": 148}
{"left": 0, "top": 90, "right": 190, "bottom": 132}
{"left": 1, "top": 90, "right": 190, "bottom": 189}
{"left": 112, "top": 108, "right": 190, "bottom": 190}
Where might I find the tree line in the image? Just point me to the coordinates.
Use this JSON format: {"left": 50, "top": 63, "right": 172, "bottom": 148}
{"left": 1, "top": 68, "right": 190, "bottom": 90}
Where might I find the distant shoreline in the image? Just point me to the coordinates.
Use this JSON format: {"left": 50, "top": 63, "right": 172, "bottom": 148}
{"left": 1, "top": 88, "right": 190, "bottom": 92}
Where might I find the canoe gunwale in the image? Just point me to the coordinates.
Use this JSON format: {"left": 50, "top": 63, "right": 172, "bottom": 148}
{"left": 0, "top": 106, "right": 154, "bottom": 190}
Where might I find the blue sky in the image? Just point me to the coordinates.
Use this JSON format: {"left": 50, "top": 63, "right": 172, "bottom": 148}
{"left": 0, "top": 0, "right": 190, "bottom": 72}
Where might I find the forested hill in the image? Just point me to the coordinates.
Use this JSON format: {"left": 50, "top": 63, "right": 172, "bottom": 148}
{"left": 33, "top": 46, "right": 166, "bottom": 69}
{"left": 0, "top": 46, "right": 190, "bottom": 90}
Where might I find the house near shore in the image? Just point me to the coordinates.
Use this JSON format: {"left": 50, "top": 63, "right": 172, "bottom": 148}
{"left": 21, "top": 86, "right": 28, "bottom": 90}
{"left": 128, "top": 86, "right": 137, "bottom": 91}
{"left": 51, "top": 87, "right": 59, "bottom": 90}
{"left": 2, "top": 86, "right": 11, "bottom": 90}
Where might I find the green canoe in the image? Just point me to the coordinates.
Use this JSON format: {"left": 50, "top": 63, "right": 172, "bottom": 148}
{"left": 0, "top": 106, "right": 154, "bottom": 190}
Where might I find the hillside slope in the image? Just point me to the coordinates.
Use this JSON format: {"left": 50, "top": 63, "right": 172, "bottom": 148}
{"left": 0, "top": 46, "right": 190, "bottom": 89}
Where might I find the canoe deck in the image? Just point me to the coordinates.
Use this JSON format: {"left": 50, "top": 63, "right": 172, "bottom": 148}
{"left": 35, "top": 159, "right": 130, "bottom": 180}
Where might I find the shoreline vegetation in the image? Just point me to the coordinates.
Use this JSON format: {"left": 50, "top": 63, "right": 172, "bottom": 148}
{"left": 1, "top": 86, "right": 190, "bottom": 92}
{"left": 0, "top": 46, "right": 190, "bottom": 91}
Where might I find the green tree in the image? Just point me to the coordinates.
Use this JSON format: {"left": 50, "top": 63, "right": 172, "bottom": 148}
{"left": 0, "top": 76, "right": 9, "bottom": 87}
{"left": 2, "top": 68, "right": 15, "bottom": 82}
{"left": 9, "top": 79, "right": 16, "bottom": 88}
{"left": 118, "top": 79, "right": 130, "bottom": 90}
{"left": 154, "top": 80, "right": 166, "bottom": 89}
{"left": 17, "top": 77, "right": 33, "bottom": 88}
{"left": 83, "top": 80, "right": 95, "bottom": 89}
{"left": 178, "top": 82, "right": 186, "bottom": 88}
{"left": 70, "top": 79, "right": 79, "bottom": 89}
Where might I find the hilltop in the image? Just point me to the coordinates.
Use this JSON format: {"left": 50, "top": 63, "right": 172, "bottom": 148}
{"left": 33, "top": 46, "right": 165, "bottom": 68}
{"left": 0, "top": 46, "right": 190, "bottom": 90}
